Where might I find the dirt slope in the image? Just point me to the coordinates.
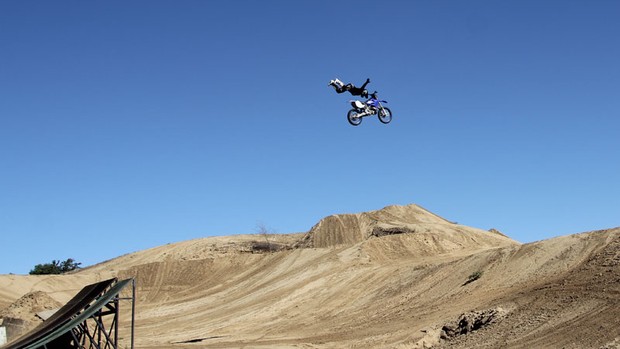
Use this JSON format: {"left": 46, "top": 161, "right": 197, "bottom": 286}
{"left": 1, "top": 204, "right": 619, "bottom": 349}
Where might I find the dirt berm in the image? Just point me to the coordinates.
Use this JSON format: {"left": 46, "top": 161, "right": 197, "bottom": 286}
{"left": 1, "top": 204, "right": 619, "bottom": 348}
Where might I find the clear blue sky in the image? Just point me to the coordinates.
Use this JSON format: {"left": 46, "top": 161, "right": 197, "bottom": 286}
{"left": 1, "top": 1, "right": 618, "bottom": 274}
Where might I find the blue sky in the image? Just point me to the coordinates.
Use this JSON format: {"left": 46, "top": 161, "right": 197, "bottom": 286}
{"left": 1, "top": 1, "right": 618, "bottom": 274}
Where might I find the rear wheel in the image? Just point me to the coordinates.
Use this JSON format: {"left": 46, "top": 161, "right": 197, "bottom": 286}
{"left": 378, "top": 107, "right": 392, "bottom": 124}
{"left": 347, "top": 109, "right": 362, "bottom": 126}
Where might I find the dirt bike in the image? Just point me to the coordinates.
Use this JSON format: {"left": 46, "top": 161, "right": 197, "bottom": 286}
{"left": 347, "top": 91, "right": 392, "bottom": 126}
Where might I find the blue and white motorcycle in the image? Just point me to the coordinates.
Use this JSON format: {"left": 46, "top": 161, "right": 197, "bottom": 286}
{"left": 347, "top": 91, "right": 392, "bottom": 126}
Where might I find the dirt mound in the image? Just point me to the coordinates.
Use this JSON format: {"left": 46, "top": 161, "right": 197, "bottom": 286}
{"left": 435, "top": 228, "right": 620, "bottom": 349}
{"left": 1, "top": 205, "right": 618, "bottom": 348}
{"left": 0, "top": 290, "right": 62, "bottom": 342}
{"left": 295, "top": 204, "right": 517, "bottom": 252}
{"left": 294, "top": 204, "right": 449, "bottom": 248}
{"left": 0, "top": 291, "right": 61, "bottom": 322}
{"left": 86, "top": 233, "right": 304, "bottom": 273}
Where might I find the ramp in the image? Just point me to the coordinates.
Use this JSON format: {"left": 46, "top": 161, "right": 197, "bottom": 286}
{"left": 2, "top": 278, "right": 134, "bottom": 349}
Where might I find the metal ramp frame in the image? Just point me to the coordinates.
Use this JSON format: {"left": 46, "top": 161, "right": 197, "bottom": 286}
{"left": 3, "top": 278, "right": 135, "bottom": 349}
{"left": 63, "top": 278, "right": 135, "bottom": 349}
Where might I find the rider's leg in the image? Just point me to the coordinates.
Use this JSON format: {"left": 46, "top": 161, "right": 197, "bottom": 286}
{"left": 329, "top": 79, "right": 347, "bottom": 93}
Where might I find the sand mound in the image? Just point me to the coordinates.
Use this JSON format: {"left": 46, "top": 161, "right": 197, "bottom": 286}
{"left": 0, "top": 291, "right": 61, "bottom": 322}
{"left": 295, "top": 204, "right": 518, "bottom": 262}
{"left": 0, "top": 290, "right": 62, "bottom": 341}
{"left": 295, "top": 204, "right": 453, "bottom": 248}
{"left": 1, "top": 205, "right": 619, "bottom": 348}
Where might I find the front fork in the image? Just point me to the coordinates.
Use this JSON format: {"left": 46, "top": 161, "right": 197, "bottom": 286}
{"left": 375, "top": 103, "right": 387, "bottom": 116}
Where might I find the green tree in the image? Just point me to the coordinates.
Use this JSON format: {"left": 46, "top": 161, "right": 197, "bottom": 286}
{"left": 30, "top": 258, "right": 82, "bottom": 275}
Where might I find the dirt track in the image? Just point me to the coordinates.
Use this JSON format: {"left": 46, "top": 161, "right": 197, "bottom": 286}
{"left": 1, "top": 204, "right": 619, "bottom": 348}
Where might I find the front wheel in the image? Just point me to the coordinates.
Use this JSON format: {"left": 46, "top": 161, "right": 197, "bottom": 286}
{"left": 378, "top": 107, "right": 392, "bottom": 124}
{"left": 347, "top": 109, "right": 362, "bottom": 126}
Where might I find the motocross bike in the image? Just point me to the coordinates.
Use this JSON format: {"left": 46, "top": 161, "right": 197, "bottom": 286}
{"left": 347, "top": 91, "right": 392, "bottom": 126}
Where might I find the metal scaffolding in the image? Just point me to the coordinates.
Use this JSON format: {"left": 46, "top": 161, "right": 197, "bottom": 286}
{"left": 4, "top": 278, "right": 135, "bottom": 349}
{"left": 66, "top": 279, "right": 135, "bottom": 349}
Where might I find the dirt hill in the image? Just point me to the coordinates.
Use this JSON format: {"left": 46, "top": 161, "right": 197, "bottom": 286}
{"left": 1, "top": 204, "right": 619, "bottom": 348}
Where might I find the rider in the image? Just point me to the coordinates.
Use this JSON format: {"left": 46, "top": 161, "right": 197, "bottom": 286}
{"left": 329, "top": 78, "right": 370, "bottom": 98}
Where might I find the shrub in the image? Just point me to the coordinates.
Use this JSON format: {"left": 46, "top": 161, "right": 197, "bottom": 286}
{"left": 463, "top": 270, "right": 484, "bottom": 286}
{"left": 30, "top": 258, "right": 82, "bottom": 275}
